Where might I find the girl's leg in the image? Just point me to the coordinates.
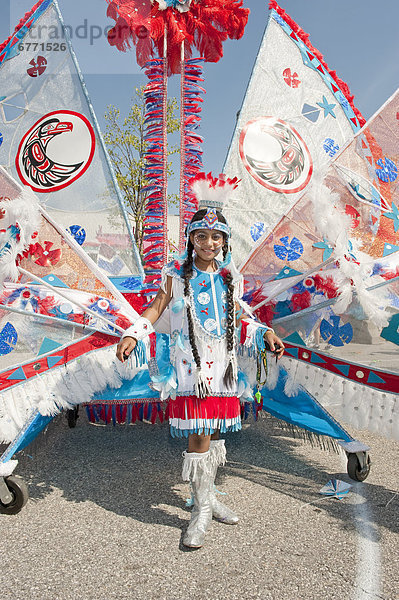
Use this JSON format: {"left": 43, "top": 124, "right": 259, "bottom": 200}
{"left": 182, "top": 433, "right": 212, "bottom": 547}
{"left": 188, "top": 432, "right": 211, "bottom": 453}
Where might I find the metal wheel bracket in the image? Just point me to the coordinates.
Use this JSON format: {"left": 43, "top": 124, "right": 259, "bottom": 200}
{"left": 355, "top": 451, "right": 370, "bottom": 473}
{"left": 0, "top": 477, "right": 13, "bottom": 505}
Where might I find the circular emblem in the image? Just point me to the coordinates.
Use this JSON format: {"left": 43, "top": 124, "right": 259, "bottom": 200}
{"left": 197, "top": 292, "right": 210, "bottom": 305}
{"left": 97, "top": 299, "right": 110, "bottom": 311}
{"left": 27, "top": 56, "right": 47, "bottom": 78}
{"left": 16, "top": 110, "right": 95, "bottom": 193}
{"left": 239, "top": 117, "right": 313, "bottom": 194}
{"left": 59, "top": 303, "right": 73, "bottom": 315}
{"left": 204, "top": 318, "right": 217, "bottom": 333}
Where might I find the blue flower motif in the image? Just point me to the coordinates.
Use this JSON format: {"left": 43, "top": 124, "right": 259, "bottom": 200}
{"left": 274, "top": 236, "right": 304, "bottom": 261}
{"left": 375, "top": 157, "right": 398, "bottom": 183}
{"left": 323, "top": 138, "right": 339, "bottom": 157}
{"left": 250, "top": 222, "right": 265, "bottom": 242}
{"left": 66, "top": 225, "right": 86, "bottom": 246}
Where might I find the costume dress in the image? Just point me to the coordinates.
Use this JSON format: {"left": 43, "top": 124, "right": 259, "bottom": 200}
{"left": 153, "top": 258, "right": 271, "bottom": 438}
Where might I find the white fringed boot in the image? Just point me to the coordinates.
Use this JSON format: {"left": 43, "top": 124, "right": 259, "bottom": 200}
{"left": 209, "top": 439, "right": 239, "bottom": 525}
{"left": 182, "top": 450, "right": 213, "bottom": 548}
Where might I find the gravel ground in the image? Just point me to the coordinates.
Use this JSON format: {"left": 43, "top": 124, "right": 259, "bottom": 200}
{"left": 0, "top": 413, "right": 398, "bottom": 600}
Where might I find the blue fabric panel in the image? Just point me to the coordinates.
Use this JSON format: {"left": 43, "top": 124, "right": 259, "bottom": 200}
{"left": 1, "top": 412, "right": 54, "bottom": 462}
{"left": 261, "top": 367, "right": 352, "bottom": 442}
{"left": 93, "top": 334, "right": 170, "bottom": 401}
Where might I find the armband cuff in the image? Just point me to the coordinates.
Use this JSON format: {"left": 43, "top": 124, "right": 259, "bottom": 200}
{"left": 122, "top": 317, "right": 154, "bottom": 341}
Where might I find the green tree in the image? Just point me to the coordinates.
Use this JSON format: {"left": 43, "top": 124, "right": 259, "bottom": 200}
{"left": 104, "top": 86, "right": 180, "bottom": 257}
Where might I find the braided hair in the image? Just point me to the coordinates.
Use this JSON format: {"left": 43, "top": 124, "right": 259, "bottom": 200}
{"left": 222, "top": 241, "right": 236, "bottom": 388}
{"left": 182, "top": 210, "right": 236, "bottom": 394}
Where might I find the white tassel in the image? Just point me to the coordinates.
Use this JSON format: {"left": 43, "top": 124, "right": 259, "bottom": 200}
{"left": 194, "top": 368, "right": 211, "bottom": 399}
{"left": 210, "top": 440, "right": 226, "bottom": 467}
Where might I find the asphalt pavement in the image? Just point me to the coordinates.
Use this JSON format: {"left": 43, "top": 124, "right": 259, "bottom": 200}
{"left": 0, "top": 412, "right": 398, "bottom": 600}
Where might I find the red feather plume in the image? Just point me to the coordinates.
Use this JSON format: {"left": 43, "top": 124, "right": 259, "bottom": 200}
{"left": 105, "top": 0, "right": 250, "bottom": 74}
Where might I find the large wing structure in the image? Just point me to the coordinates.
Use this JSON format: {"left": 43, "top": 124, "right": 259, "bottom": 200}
{"left": 0, "top": 0, "right": 148, "bottom": 467}
{"left": 0, "top": 0, "right": 144, "bottom": 292}
{"left": 223, "top": 1, "right": 365, "bottom": 266}
{"left": 237, "top": 34, "right": 399, "bottom": 439}
{"left": 0, "top": 166, "right": 144, "bottom": 447}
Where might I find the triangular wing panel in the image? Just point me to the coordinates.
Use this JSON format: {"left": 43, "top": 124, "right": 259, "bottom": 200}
{"left": 223, "top": 2, "right": 364, "bottom": 266}
{"left": 0, "top": 0, "right": 143, "bottom": 287}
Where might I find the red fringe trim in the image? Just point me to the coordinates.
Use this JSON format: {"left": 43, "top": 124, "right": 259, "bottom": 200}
{"left": 269, "top": 0, "right": 365, "bottom": 127}
{"left": 0, "top": 1, "right": 45, "bottom": 55}
{"left": 169, "top": 395, "right": 240, "bottom": 421}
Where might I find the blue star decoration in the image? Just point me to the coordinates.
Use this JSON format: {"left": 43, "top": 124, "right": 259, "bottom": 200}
{"left": 384, "top": 202, "right": 399, "bottom": 232}
{"left": 316, "top": 95, "right": 336, "bottom": 118}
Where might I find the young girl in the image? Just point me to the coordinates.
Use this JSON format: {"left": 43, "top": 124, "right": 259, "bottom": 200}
{"left": 116, "top": 173, "right": 284, "bottom": 548}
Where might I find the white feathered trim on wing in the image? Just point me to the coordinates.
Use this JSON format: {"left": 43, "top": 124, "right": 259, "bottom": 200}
{"left": 0, "top": 187, "right": 41, "bottom": 286}
{"left": 0, "top": 344, "right": 145, "bottom": 444}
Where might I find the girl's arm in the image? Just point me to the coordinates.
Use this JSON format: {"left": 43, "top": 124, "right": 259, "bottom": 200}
{"left": 236, "top": 300, "right": 285, "bottom": 360}
{"left": 116, "top": 276, "right": 172, "bottom": 362}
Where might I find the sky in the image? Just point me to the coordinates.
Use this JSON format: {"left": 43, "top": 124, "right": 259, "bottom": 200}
{"left": 1, "top": 0, "right": 399, "bottom": 187}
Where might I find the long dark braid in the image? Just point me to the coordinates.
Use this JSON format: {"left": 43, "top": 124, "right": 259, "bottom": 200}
{"left": 182, "top": 240, "right": 202, "bottom": 375}
{"left": 222, "top": 242, "right": 236, "bottom": 388}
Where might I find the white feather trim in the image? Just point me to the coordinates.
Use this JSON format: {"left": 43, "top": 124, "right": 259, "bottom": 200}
{"left": 0, "top": 344, "right": 146, "bottom": 443}
{"left": 0, "top": 188, "right": 41, "bottom": 286}
{"left": 309, "top": 174, "right": 392, "bottom": 328}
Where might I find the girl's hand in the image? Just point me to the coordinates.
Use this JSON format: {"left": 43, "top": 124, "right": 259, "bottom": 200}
{"left": 116, "top": 336, "right": 137, "bottom": 362}
{"left": 264, "top": 330, "right": 285, "bottom": 360}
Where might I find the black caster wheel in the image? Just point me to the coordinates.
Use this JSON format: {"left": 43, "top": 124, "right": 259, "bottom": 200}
{"left": 347, "top": 452, "right": 371, "bottom": 482}
{"left": 67, "top": 406, "right": 79, "bottom": 428}
{"left": 0, "top": 475, "right": 29, "bottom": 515}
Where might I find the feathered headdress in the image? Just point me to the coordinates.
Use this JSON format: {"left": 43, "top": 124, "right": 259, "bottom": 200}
{"left": 187, "top": 172, "right": 240, "bottom": 237}
{"left": 191, "top": 172, "right": 240, "bottom": 210}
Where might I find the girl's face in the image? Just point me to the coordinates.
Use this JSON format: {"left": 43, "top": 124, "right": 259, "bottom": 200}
{"left": 190, "top": 229, "right": 224, "bottom": 262}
